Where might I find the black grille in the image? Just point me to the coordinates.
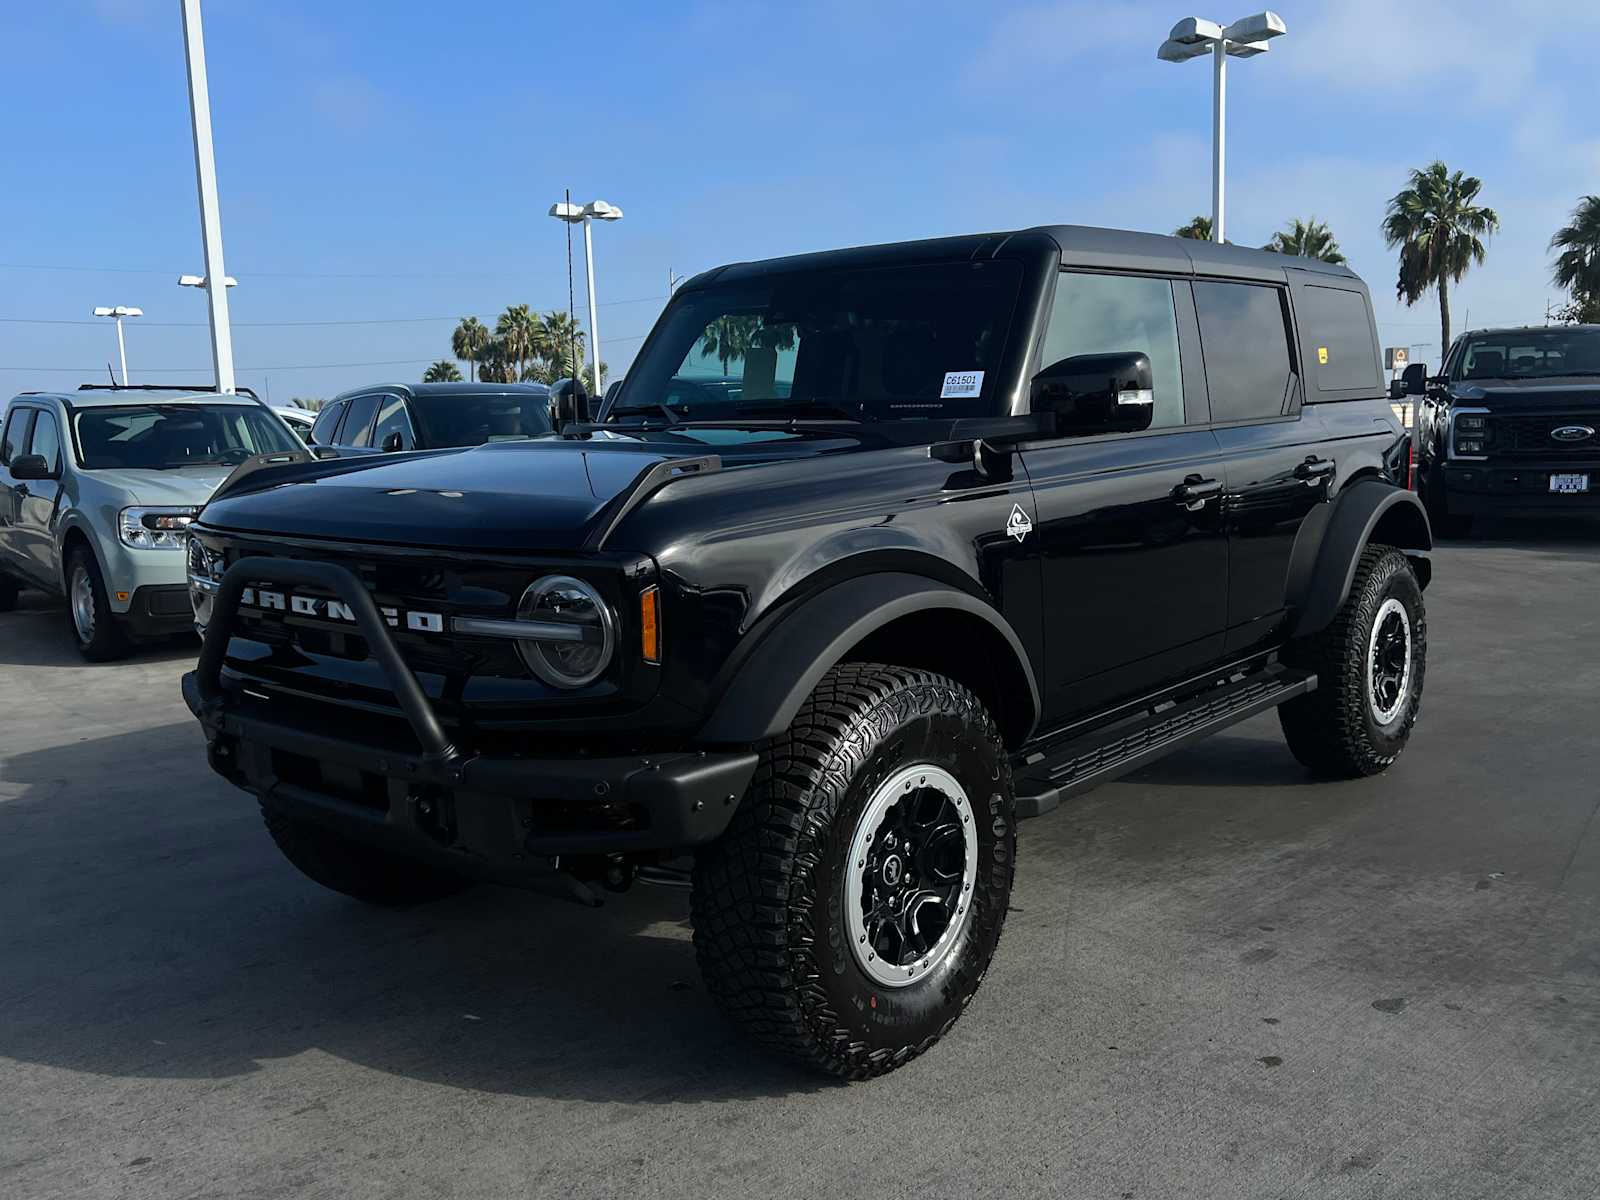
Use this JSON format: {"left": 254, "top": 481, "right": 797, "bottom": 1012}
{"left": 1490, "top": 414, "right": 1600, "bottom": 456}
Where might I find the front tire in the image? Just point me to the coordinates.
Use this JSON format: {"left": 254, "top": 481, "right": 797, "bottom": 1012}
{"left": 261, "top": 803, "right": 472, "bottom": 907}
{"left": 1279, "top": 545, "right": 1427, "bottom": 778}
{"left": 1420, "top": 468, "right": 1472, "bottom": 538}
{"left": 65, "top": 547, "right": 131, "bottom": 661}
{"left": 692, "top": 664, "right": 1016, "bottom": 1079}
{"left": 0, "top": 573, "right": 18, "bottom": 613}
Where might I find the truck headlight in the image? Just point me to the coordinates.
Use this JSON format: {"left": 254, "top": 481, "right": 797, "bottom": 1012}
{"left": 120, "top": 506, "right": 195, "bottom": 550}
{"left": 514, "top": 575, "right": 615, "bottom": 688}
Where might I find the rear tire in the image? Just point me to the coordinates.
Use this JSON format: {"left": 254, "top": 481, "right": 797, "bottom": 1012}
{"left": 65, "top": 547, "right": 131, "bottom": 661}
{"left": 692, "top": 663, "right": 1016, "bottom": 1079}
{"left": 261, "top": 803, "right": 472, "bottom": 907}
{"left": 1279, "top": 545, "right": 1426, "bottom": 778}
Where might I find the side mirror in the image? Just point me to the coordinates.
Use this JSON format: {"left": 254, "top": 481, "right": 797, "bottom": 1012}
{"left": 1401, "top": 362, "right": 1427, "bottom": 395}
{"left": 381, "top": 430, "right": 405, "bottom": 453}
{"left": 1030, "top": 351, "right": 1154, "bottom": 436}
{"left": 549, "top": 377, "right": 591, "bottom": 428}
{"left": 8, "top": 453, "right": 55, "bottom": 481}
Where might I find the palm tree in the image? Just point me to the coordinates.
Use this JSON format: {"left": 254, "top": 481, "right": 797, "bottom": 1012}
{"left": 451, "top": 316, "right": 489, "bottom": 382}
{"left": 1262, "top": 218, "right": 1347, "bottom": 265}
{"left": 700, "top": 316, "right": 762, "bottom": 375}
{"left": 539, "top": 310, "right": 585, "bottom": 380}
{"left": 580, "top": 362, "right": 609, "bottom": 393}
{"left": 1550, "top": 195, "right": 1600, "bottom": 317}
{"left": 423, "top": 360, "right": 462, "bottom": 382}
{"left": 495, "top": 304, "right": 541, "bottom": 381}
{"left": 476, "top": 337, "right": 516, "bottom": 384}
{"left": 1174, "top": 215, "right": 1213, "bottom": 241}
{"left": 1382, "top": 161, "right": 1499, "bottom": 353}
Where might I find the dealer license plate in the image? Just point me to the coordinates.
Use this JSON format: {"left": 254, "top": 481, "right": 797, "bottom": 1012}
{"left": 1550, "top": 472, "right": 1590, "bottom": 494}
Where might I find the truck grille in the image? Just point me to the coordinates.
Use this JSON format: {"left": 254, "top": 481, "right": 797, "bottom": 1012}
{"left": 1491, "top": 414, "right": 1600, "bottom": 456}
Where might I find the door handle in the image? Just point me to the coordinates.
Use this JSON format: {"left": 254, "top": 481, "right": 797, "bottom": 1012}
{"left": 13, "top": 484, "right": 28, "bottom": 498}
{"left": 1174, "top": 475, "right": 1222, "bottom": 509}
{"left": 1295, "top": 457, "right": 1336, "bottom": 481}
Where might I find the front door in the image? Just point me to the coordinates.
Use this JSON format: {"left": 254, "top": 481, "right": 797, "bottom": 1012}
{"left": 1019, "top": 270, "right": 1229, "bottom": 729}
{"left": 0, "top": 405, "right": 38, "bottom": 578}
{"left": 14, "top": 407, "right": 66, "bottom": 586}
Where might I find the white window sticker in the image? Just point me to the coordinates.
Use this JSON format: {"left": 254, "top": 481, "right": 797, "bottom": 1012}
{"left": 940, "top": 370, "right": 984, "bottom": 399}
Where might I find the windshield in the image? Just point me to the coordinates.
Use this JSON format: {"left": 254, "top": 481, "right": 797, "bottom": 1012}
{"left": 614, "top": 260, "right": 1023, "bottom": 423}
{"left": 73, "top": 404, "right": 301, "bottom": 470}
{"left": 409, "top": 390, "right": 554, "bottom": 447}
{"left": 1453, "top": 328, "right": 1600, "bottom": 380}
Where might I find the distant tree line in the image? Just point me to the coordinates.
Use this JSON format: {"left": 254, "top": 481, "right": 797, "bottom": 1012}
{"left": 424, "top": 307, "right": 606, "bottom": 390}
{"left": 1174, "top": 164, "right": 1600, "bottom": 350}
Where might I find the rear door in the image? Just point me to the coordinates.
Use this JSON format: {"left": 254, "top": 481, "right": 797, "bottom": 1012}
{"left": 1196, "top": 279, "right": 1329, "bottom": 654}
{"left": 14, "top": 406, "right": 65, "bottom": 585}
{"left": 1019, "top": 269, "right": 1229, "bottom": 727}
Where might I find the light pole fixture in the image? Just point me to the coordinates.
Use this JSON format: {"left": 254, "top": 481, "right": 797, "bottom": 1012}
{"left": 549, "top": 199, "right": 624, "bottom": 392}
{"left": 1157, "top": 11, "right": 1286, "bottom": 244}
{"left": 181, "top": 0, "right": 238, "bottom": 394}
{"left": 92, "top": 306, "right": 143, "bottom": 384}
{"left": 178, "top": 274, "right": 237, "bottom": 289}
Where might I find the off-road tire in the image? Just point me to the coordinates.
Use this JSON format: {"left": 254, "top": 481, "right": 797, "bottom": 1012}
{"left": 692, "top": 663, "right": 1016, "bottom": 1080}
{"left": 261, "top": 803, "right": 472, "bottom": 907}
{"left": 65, "top": 546, "right": 131, "bottom": 661}
{"left": 0, "top": 573, "right": 18, "bottom": 612}
{"left": 1279, "top": 545, "right": 1426, "bottom": 778}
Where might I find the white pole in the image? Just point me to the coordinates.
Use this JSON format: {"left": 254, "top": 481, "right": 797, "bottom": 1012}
{"left": 1211, "top": 37, "right": 1226, "bottom": 244}
{"left": 115, "top": 317, "right": 129, "bottom": 384}
{"left": 181, "top": 0, "right": 237, "bottom": 394}
{"left": 583, "top": 217, "right": 602, "bottom": 392}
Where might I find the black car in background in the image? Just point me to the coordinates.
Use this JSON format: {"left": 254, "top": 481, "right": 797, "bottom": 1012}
{"left": 307, "top": 382, "right": 555, "bottom": 455}
{"left": 1414, "top": 324, "right": 1600, "bottom": 535}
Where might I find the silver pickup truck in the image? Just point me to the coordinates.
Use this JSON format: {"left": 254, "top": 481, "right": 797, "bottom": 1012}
{"left": 0, "top": 385, "right": 302, "bottom": 659}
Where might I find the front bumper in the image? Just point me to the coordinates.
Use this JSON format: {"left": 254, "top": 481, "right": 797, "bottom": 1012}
{"left": 183, "top": 556, "right": 757, "bottom": 882}
{"left": 1442, "top": 461, "right": 1600, "bottom": 517}
{"left": 126, "top": 584, "right": 195, "bottom": 638}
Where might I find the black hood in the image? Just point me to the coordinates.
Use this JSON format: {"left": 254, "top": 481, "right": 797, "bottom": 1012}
{"left": 199, "top": 439, "right": 710, "bottom": 550}
{"left": 1449, "top": 377, "right": 1600, "bottom": 407}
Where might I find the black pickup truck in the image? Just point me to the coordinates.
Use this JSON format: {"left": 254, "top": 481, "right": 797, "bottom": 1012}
{"left": 182, "top": 226, "right": 1431, "bottom": 1079}
{"left": 1412, "top": 323, "right": 1600, "bottom": 535}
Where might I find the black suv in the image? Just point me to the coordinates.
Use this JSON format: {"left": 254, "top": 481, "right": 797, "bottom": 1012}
{"left": 182, "top": 226, "right": 1431, "bottom": 1078}
{"left": 1412, "top": 323, "right": 1600, "bottom": 535}
{"left": 307, "top": 382, "right": 554, "bottom": 455}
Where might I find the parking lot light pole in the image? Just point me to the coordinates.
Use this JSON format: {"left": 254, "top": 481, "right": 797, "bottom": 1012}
{"left": 92, "top": 306, "right": 143, "bottom": 384}
{"left": 181, "top": 0, "right": 237, "bottom": 394}
{"left": 1157, "top": 11, "right": 1287, "bottom": 244}
{"left": 549, "top": 199, "right": 624, "bottom": 392}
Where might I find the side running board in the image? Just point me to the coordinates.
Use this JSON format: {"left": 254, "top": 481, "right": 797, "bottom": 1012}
{"left": 1013, "top": 663, "right": 1317, "bottom": 819}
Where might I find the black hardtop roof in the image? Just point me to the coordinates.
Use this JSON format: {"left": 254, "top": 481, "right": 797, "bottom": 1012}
{"left": 333, "top": 381, "right": 552, "bottom": 401}
{"left": 683, "top": 223, "right": 1362, "bottom": 291}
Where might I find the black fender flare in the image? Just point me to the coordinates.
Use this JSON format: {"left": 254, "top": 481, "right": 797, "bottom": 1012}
{"left": 1287, "top": 480, "right": 1432, "bottom": 639}
{"left": 696, "top": 571, "right": 1040, "bottom": 746}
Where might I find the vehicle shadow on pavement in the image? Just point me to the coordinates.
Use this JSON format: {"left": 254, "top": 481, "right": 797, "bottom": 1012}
{"left": 0, "top": 594, "right": 199, "bottom": 669}
{"left": 0, "top": 722, "right": 834, "bottom": 1103}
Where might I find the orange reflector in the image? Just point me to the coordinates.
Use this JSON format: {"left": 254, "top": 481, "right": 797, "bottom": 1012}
{"left": 639, "top": 586, "right": 661, "bottom": 664}
{"left": 114, "top": 591, "right": 130, "bottom": 602}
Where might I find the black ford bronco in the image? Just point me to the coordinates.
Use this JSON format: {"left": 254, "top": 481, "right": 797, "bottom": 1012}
{"left": 183, "top": 226, "right": 1431, "bottom": 1078}
{"left": 1411, "top": 323, "right": 1600, "bottom": 536}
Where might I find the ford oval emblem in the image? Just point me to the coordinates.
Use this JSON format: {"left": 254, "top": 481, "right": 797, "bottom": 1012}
{"left": 1551, "top": 424, "right": 1596, "bottom": 443}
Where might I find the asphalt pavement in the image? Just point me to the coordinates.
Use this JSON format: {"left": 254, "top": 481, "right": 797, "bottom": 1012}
{"left": 2, "top": 522, "right": 1597, "bottom": 1200}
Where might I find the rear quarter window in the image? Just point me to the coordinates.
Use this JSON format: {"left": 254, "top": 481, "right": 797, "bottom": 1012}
{"left": 1300, "top": 285, "right": 1381, "bottom": 392}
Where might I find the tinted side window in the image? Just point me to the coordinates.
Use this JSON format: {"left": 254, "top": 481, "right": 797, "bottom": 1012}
{"left": 1194, "top": 282, "right": 1298, "bottom": 422}
{"left": 2, "top": 408, "right": 35, "bottom": 466}
{"left": 341, "top": 394, "right": 382, "bottom": 447}
{"left": 1299, "top": 286, "right": 1380, "bottom": 392}
{"left": 310, "top": 400, "right": 346, "bottom": 445}
{"left": 1042, "top": 272, "right": 1185, "bottom": 428}
{"left": 371, "top": 395, "right": 416, "bottom": 450}
{"left": 27, "top": 410, "right": 62, "bottom": 473}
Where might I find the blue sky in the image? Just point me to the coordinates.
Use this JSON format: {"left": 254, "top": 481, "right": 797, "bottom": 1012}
{"left": 3, "top": 0, "right": 1596, "bottom": 404}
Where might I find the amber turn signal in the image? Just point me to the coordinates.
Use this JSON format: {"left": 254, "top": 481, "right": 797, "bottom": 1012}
{"left": 639, "top": 585, "right": 661, "bottom": 664}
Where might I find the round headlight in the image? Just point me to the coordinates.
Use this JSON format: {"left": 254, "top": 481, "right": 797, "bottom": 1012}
{"left": 515, "top": 575, "right": 615, "bottom": 688}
